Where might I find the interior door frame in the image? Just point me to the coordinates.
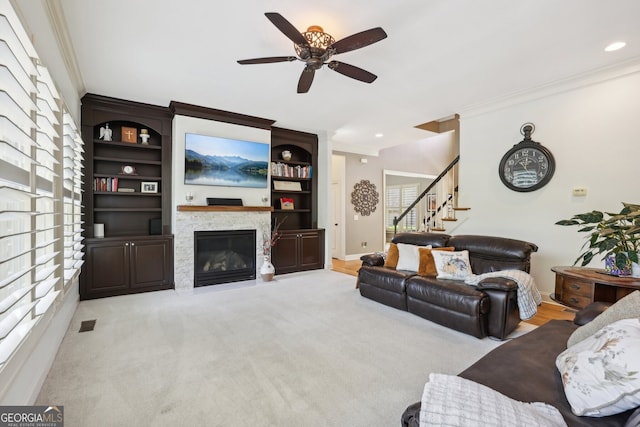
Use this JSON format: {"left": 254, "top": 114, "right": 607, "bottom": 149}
{"left": 382, "top": 169, "right": 436, "bottom": 245}
{"left": 331, "top": 154, "right": 346, "bottom": 260}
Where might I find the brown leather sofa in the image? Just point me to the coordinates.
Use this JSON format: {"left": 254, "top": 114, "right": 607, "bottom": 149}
{"left": 356, "top": 232, "right": 538, "bottom": 339}
{"left": 401, "top": 304, "right": 638, "bottom": 427}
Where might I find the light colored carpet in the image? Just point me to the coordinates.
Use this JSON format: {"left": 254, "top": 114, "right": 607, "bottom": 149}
{"left": 37, "top": 270, "right": 530, "bottom": 427}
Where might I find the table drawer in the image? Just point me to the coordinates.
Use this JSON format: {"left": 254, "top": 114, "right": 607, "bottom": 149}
{"left": 561, "top": 278, "right": 594, "bottom": 297}
{"left": 560, "top": 293, "right": 592, "bottom": 309}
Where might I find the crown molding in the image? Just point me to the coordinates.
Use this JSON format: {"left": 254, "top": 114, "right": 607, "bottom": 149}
{"left": 43, "top": 0, "right": 85, "bottom": 96}
{"left": 459, "top": 57, "right": 640, "bottom": 119}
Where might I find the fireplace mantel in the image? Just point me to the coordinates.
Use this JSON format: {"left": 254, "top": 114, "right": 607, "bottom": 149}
{"left": 177, "top": 205, "right": 273, "bottom": 212}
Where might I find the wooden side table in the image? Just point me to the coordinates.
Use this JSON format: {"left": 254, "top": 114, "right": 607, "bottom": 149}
{"left": 551, "top": 266, "right": 640, "bottom": 309}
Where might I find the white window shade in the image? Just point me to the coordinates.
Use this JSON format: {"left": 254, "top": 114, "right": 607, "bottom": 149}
{"left": 62, "top": 110, "right": 84, "bottom": 288}
{"left": 0, "top": 2, "right": 84, "bottom": 370}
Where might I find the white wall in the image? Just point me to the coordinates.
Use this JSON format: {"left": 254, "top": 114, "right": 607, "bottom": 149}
{"left": 456, "top": 68, "right": 640, "bottom": 298}
{"left": 171, "top": 115, "right": 271, "bottom": 222}
{"left": 316, "top": 131, "right": 331, "bottom": 268}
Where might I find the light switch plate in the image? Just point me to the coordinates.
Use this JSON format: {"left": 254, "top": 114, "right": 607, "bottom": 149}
{"left": 572, "top": 187, "right": 587, "bottom": 196}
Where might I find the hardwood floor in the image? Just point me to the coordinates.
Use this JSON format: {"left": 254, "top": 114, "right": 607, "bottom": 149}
{"left": 331, "top": 258, "right": 576, "bottom": 326}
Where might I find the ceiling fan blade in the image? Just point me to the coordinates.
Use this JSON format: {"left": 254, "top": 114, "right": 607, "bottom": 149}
{"left": 329, "top": 27, "right": 387, "bottom": 55}
{"left": 237, "top": 56, "right": 297, "bottom": 65}
{"left": 265, "top": 12, "right": 309, "bottom": 47}
{"left": 327, "top": 61, "right": 377, "bottom": 83}
{"left": 297, "top": 67, "right": 315, "bottom": 93}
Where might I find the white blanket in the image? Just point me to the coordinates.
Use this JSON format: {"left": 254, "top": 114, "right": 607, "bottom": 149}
{"left": 419, "top": 374, "right": 567, "bottom": 427}
{"left": 464, "top": 270, "right": 542, "bottom": 320}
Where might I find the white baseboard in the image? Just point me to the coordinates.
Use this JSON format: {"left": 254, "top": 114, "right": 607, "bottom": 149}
{"left": 345, "top": 253, "right": 372, "bottom": 261}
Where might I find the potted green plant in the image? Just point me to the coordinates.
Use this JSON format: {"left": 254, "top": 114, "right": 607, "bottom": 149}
{"left": 556, "top": 202, "right": 640, "bottom": 276}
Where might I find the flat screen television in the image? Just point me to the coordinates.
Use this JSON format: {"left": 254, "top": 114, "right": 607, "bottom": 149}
{"left": 184, "top": 133, "right": 269, "bottom": 188}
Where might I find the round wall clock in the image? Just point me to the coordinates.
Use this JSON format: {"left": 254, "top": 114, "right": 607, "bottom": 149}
{"left": 498, "top": 123, "right": 555, "bottom": 192}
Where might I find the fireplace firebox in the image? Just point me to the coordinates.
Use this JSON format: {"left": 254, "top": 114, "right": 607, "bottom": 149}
{"left": 194, "top": 230, "right": 256, "bottom": 287}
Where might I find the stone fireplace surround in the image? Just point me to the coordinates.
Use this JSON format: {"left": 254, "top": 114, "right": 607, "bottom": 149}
{"left": 174, "top": 206, "right": 272, "bottom": 292}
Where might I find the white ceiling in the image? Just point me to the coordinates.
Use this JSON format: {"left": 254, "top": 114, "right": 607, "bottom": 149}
{"left": 55, "top": 0, "right": 640, "bottom": 153}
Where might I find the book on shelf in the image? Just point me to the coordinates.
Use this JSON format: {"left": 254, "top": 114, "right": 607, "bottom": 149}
{"left": 93, "top": 177, "right": 119, "bottom": 192}
{"left": 270, "top": 162, "right": 312, "bottom": 178}
{"left": 117, "top": 188, "right": 135, "bottom": 192}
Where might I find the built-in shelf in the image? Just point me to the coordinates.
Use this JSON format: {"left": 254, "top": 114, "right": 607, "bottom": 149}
{"left": 177, "top": 205, "right": 274, "bottom": 212}
{"left": 94, "top": 174, "right": 162, "bottom": 180}
{"left": 272, "top": 176, "right": 311, "bottom": 181}
{"left": 80, "top": 93, "right": 174, "bottom": 300}
{"left": 274, "top": 209, "right": 311, "bottom": 213}
{"left": 93, "top": 140, "right": 162, "bottom": 150}
{"left": 94, "top": 156, "right": 163, "bottom": 165}
{"left": 94, "top": 208, "right": 163, "bottom": 212}
{"left": 94, "top": 192, "right": 162, "bottom": 196}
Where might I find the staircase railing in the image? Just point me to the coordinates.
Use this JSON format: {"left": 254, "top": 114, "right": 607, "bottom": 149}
{"left": 424, "top": 190, "right": 456, "bottom": 231}
{"left": 392, "top": 155, "right": 460, "bottom": 235}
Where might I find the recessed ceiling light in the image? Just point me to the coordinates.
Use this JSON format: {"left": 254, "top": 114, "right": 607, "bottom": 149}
{"left": 605, "top": 41, "right": 626, "bottom": 52}
{"left": 375, "top": 133, "right": 384, "bottom": 138}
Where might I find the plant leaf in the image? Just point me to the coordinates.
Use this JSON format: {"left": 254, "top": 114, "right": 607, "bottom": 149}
{"left": 576, "top": 211, "right": 603, "bottom": 223}
{"left": 581, "top": 252, "right": 594, "bottom": 266}
{"left": 615, "top": 252, "right": 630, "bottom": 270}
{"left": 556, "top": 219, "right": 579, "bottom": 226}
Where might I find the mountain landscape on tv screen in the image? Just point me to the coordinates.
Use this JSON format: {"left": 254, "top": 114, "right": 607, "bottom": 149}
{"left": 184, "top": 149, "right": 268, "bottom": 188}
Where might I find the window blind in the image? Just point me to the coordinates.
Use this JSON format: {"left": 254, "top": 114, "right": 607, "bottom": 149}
{"left": 62, "top": 111, "right": 84, "bottom": 286}
{"left": 0, "top": 2, "right": 84, "bottom": 370}
{"left": 386, "top": 184, "right": 419, "bottom": 232}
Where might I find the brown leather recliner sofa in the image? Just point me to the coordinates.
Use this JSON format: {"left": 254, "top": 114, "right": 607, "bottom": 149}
{"left": 401, "top": 303, "right": 638, "bottom": 427}
{"left": 356, "top": 232, "right": 538, "bottom": 339}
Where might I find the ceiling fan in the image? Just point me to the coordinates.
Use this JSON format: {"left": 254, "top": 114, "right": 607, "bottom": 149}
{"left": 237, "top": 12, "right": 387, "bottom": 93}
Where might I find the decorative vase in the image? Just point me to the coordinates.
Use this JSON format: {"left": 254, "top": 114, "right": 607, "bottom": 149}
{"left": 281, "top": 150, "right": 292, "bottom": 161}
{"left": 260, "top": 255, "right": 275, "bottom": 281}
{"left": 604, "top": 254, "right": 632, "bottom": 276}
{"left": 632, "top": 262, "right": 640, "bottom": 278}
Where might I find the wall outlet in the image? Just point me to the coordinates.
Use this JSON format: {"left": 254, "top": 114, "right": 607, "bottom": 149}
{"left": 353, "top": 214, "right": 359, "bottom": 220}
{"left": 361, "top": 241, "right": 367, "bottom": 248}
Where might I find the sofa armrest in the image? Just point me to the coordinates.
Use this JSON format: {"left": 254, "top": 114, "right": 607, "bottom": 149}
{"left": 360, "top": 253, "right": 385, "bottom": 267}
{"left": 573, "top": 301, "right": 612, "bottom": 326}
{"left": 476, "top": 278, "right": 520, "bottom": 339}
{"left": 476, "top": 277, "right": 518, "bottom": 292}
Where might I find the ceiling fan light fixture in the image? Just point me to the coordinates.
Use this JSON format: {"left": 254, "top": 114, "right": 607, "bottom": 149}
{"left": 238, "top": 13, "right": 386, "bottom": 93}
{"left": 302, "top": 25, "right": 335, "bottom": 49}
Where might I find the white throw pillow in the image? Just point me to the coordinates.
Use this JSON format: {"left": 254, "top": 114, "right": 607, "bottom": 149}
{"left": 567, "top": 290, "right": 640, "bottom": 347}
{"left": 556, "top": 317, "right": 640, "bottom": 417}
{"left": 432, "top": 250, "right": 472, "bottom": 280}
{"left": 395, "top": 243, "right": 429, "bottom": 272}
{"left": 419, "top": 373, "right": 567, "bottom": 427}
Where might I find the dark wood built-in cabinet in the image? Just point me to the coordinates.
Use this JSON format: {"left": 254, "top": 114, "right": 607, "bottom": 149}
{"left": 80, "top": 94, "right": 174, "bottom": 299}
{"left": 83, "top": 236, "right": 174, "bottom": 299}
{"left": 270, "top": 127, "right": 325, "bottom": 274}
{"left": 272, "top": 229, "right": 326, "bottom": 274}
